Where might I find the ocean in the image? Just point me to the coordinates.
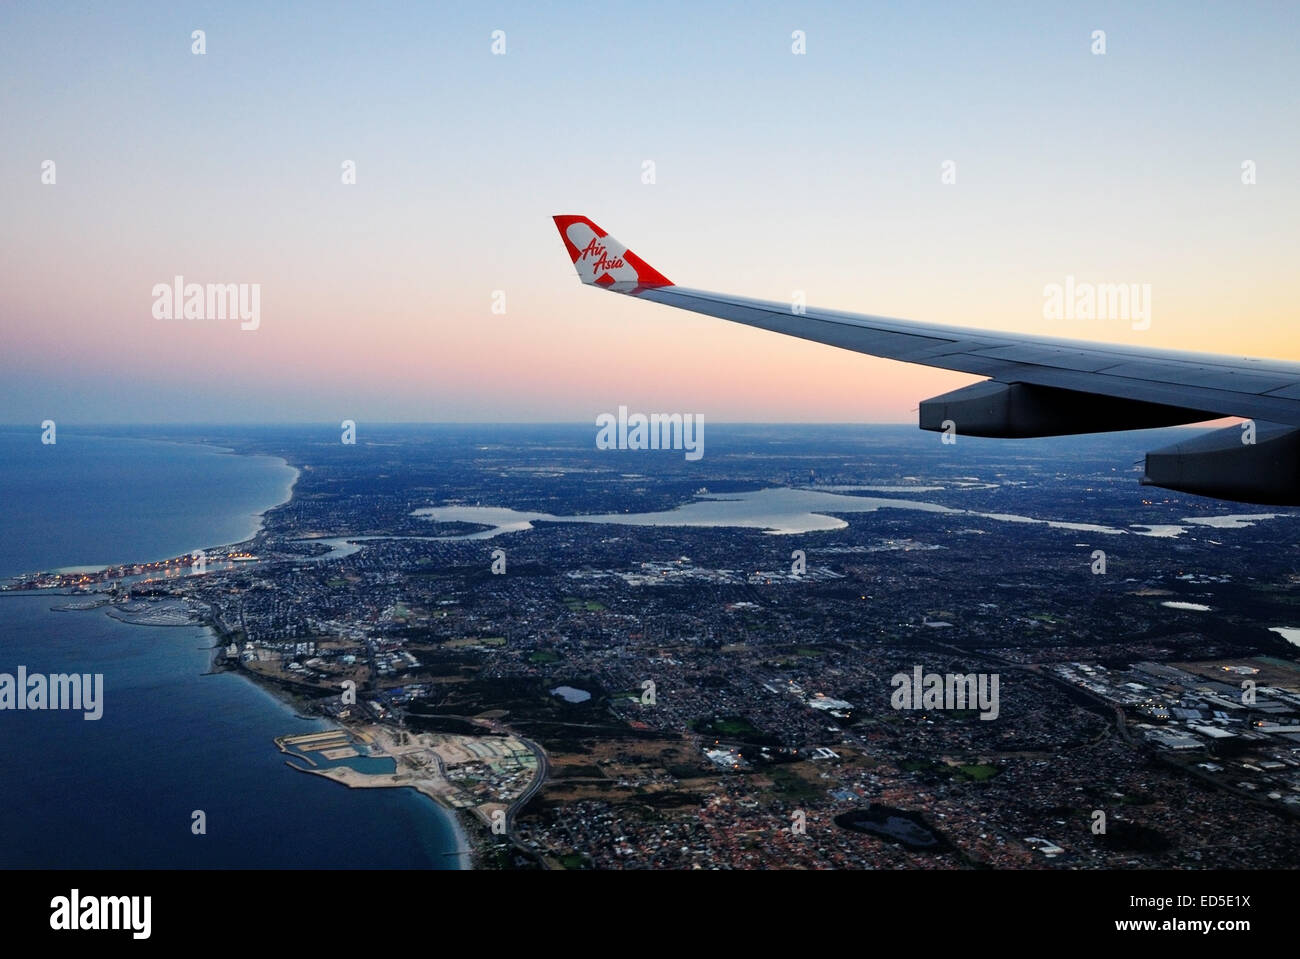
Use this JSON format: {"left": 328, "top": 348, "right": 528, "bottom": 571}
{"left": 0, "top": 429, "right": 465, "bottom": 868}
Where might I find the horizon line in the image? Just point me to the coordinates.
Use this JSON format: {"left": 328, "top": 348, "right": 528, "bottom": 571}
{"left": 1, "top": 420, "right": 924, "bottom": 429}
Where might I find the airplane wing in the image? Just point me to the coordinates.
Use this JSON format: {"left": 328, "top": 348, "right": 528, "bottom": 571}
{"left": 552, "top": 214, "right": 1300, "bottom": 504}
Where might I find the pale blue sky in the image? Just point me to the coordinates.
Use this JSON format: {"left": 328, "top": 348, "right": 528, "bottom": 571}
{"left": 2, "top": 1, "right": 1297, "bottom": 422}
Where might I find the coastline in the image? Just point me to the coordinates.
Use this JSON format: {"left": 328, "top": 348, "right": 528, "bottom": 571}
{"left": 9, "top": 436, "right": 477, "bottom": 870}
{"left": 3, "top": 437, "right": 301, "bottom": 582}
{"left": 181, "top": 442, "right": 481, "bottom": 870}
{"left": 271, "top": 731, "right": 481, "bottom": 870}
{"left": 220, "top": 641, "right": 490, "bottom": 870}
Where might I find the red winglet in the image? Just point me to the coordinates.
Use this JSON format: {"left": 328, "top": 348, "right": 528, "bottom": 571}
{"left": 552, "top": 215, "right": 672, "bottom": 289}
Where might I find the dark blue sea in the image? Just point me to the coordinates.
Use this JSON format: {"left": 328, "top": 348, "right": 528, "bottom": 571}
{"left": 0, "top": 428, "right": 465, "bottom": 868}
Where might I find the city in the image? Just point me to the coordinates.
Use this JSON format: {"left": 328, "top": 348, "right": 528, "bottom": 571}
{"left": 9, "top": 424, "right": 1300, "bottom": 870}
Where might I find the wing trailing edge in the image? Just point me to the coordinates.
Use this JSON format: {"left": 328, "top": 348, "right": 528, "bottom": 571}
{"left": 552, "top": 215, "right": 1300, "bottom": 503}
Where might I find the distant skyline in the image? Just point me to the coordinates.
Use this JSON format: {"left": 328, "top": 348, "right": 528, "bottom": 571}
{"left": 3, "top": 2, "right": 1298, "bottom": 423}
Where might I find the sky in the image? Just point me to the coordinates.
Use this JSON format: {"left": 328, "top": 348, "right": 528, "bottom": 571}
{"left": 1, "top": 1, "right": 1298, "bottom": 424}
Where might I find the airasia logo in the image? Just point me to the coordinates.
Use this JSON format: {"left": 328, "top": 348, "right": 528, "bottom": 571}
{"left": 579, "top": 238, "right": 625, "bottom": 274}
